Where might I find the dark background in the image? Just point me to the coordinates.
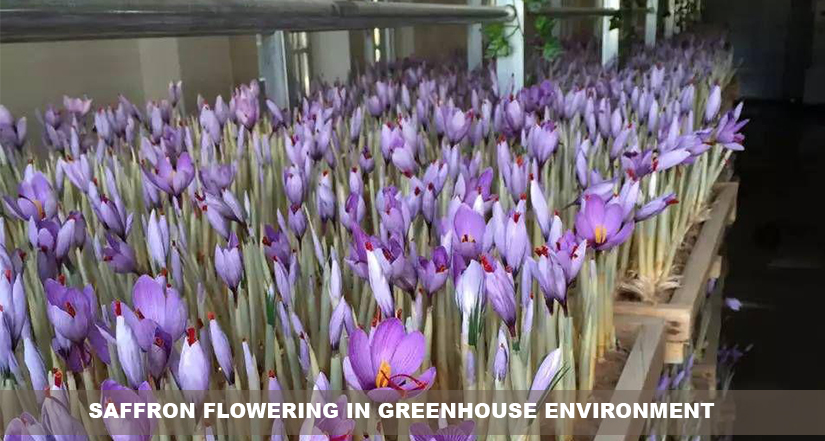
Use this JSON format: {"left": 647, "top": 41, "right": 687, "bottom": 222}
{"left": 702, "top": 0, "right": 825, "bottom": 392}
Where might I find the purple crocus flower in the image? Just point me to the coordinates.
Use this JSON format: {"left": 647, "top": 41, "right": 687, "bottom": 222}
{"left": 329, "top": 299, "right": 353, "bottom": 352}
{"left": 63, "top": 95, "right": 93, "bottom": 117}
{"left": 480, "top": 255, "right": 516, "bottom": 335}
{"left": 234, "top": 85, "right": 259, "bottom": 130}
{"left": 527, "top": 121, "right": 559, "bottom": 167}
{"left": 41, "top": 395, "right": 89, "bottom": 438}
{"left": 3, "top": 412, "right": 49, "bottom": 440}
{"left": 132, "top": 275, "right": 187, "bottom": 342}
{"left": 445, "top": 108, "right": 473, "bottom": 144}
{"left": 699, "top": 102, "right": 748, "bottom": 151}
{"left": 492, "top": 326, "right": 510, "bottom": 382}
{"left": 365, "top": 240, "right": 395, "bottom": 319}
{"left": 416, "top": 246, "right": 450, "bottom": 296}
{"left": 142, "top": 152, "right": 196, "bottom": 197}
{"left": 455, "top": 259, "right": 484, "bottom": 318}
{"left": 208, "top": 312, "right": 235, "bottom": 385}
{"left": 283, "top": 165, "right": 305, "bottom": 206}
{"left": 101, "top": 379, "right": 156, "bottom": 441}
{"left": 350, "top": 106, "right": 364, "bottom": 142}
{"left": 45, "top": 279, "right": 96, "bottom": 343}
{"left": 377, "top": 186, "right": 411, "bottom": 239}
{"left": 148, "top": 328, "right": 171, "bottom": 381}
{"left": 0, "top": 273, "right": 28, "bottom": 350}
{"left": 452, "top": 204, "right": 486, "bottom": 260}
{"left": 215, "top": 233, "right": 244, "bottom": 292}
{"left": 725, "top": 298, "right": 742, "bottom": 311}
{"left": 4, "top": 166, "right": 57, "bottom": 221}
{"left": 262, "top": 224, "right": 291, "bottom": 265}
{"left": 146, "top": 209, "right": 169, "bottom": 269}
{"left": 288, "top": 203, "right": 307, "bottom": 239}
{"left": 59, "top": 154, "right": 93, "bottom": 194}
{"left": 113, "top": 301, "right": 146, "bottom": 388}
{"left": 316, "top": 170, "right": 336, "bottom": 224}
{"left": 575, "top": 195, "right": 635, "bottom": 251}
{"left": 410, "top": 421, "right": 475, "bottom": 441}
{"left": 102, "top": 233, "right": 137, "bottom": 274}
{"left": 502, "top": 155, "right": 532, "bottom": 202}
{"left": 0, "top": 105, "right": 27, "bottom": 151}
{"left": 299, "top": 396, "right": 355, "bottom": 441}
{"left": 367, "top": 95, "right": 383, "bottom": 117}
{"left": 343, "top": 318, "right": 435, "bottom": 402}
{"left": 375, "top": 238, "right": 418, "bottom": 294}
{"left": 527, "top": 348, "right": 563, "bottom": 404}
{"left": 704, "top": 84, "right": 722, "bottom": 122}
{"left": 177, "top": 327, "right": 210, "bottom": 404}
{"left": 503, "top": 207, "right": 529, "bottom": 272}
{"left": 88, "top": 180, "right": 133, "bottom": 240}
{"left": 635, "top": 193, "right": 678, "bottom": 222}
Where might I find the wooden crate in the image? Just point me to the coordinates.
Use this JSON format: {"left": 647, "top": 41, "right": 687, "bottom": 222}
{"left": 614, "top": 182, "right": 739, "bottom": 364}
{"left": 593, "top": 315, "right": 666, "bottom": 441}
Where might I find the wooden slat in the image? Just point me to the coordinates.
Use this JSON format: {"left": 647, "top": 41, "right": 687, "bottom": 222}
{"left": 692, "top": 259, "right": 727, "bottom": 394}
{"left": 595, "top": 315, "right": 666, "bottom": 440}
{"left": 614, "top": 182, "right": 739, "bottom": 364}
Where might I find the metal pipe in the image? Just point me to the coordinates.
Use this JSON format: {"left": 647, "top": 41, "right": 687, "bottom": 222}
{"left": 533, "top": 6, "right": 651, "bottom": 18}
{"left": 0, "top": 0, "right": 514, "bottom": 43}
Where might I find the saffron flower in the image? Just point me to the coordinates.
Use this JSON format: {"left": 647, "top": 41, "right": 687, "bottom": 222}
{"left": 343, "top": 318, "right": 435, "bottom": 402}
{"left": 100, "top": 379, "right": 156, "bottom": 441}
{"left": 575, "top": 194, "right": 635, "bottom": 251}
{"left": 410, "top": 421, "right": 475, "bottom": 441}
{"left": 4, "top": 166, "right": 57, "bottom": 221}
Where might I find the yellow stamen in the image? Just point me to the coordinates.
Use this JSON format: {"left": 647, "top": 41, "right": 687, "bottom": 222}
{"left": 375, "top": 360, "right": 392, "bottom": 388}
{"left": 33, "top": 200, "right": 45, "bottom": 219}
{"left": 594, "top": 225, "right": 607, "bottom": 245}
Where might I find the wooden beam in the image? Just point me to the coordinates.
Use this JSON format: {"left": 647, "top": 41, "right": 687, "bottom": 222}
{"left": 595, "top": 315, "right": 666, "bottom": 440}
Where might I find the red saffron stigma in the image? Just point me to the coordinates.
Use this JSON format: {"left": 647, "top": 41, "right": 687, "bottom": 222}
{"left": 187, "top": 327, "right": 196, "bottom": 345}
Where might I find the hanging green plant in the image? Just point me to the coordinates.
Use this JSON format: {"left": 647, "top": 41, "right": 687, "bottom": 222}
{"left": 482, "top": 22, "right": 513, "bottom": 59}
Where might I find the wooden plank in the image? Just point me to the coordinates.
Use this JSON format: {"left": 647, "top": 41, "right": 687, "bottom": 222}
{"left": 595, "top": 315, "right": 666, "bottom": 441}
{"left": 614, "top": 182, "right": 738, "bottom": 364}
{"left": 671, "top": 183, "right": 738, "bottom": 311}
{"left": 693, "top": 259, "right": 727, "bottom": 394}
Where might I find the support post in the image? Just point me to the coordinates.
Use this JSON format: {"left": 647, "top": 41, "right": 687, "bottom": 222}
{"left": 645, "top": 0, "right": 658, "bottom": 47}
{"left": 664, "top": 0, "right": 675, "bottom": 38}
{"left": 383, "top": 28, "right": 396, "bottom": 62}
{"left": 467, "top": 0, "right": 483, "bottom": 72}
{"left": 495, "top": 0, "right": 524, "bottom": 95}
{"left": 259, "top": 31, "right": 291, "bottom": 110}
{"left": 364, "top": 29, "right": 376, "bottom": 64}
{"left": 600, "top": 0, "right": 619, "bottom": 67}
{"left": 550, "top": 0, "right": 563, "bottom": 38}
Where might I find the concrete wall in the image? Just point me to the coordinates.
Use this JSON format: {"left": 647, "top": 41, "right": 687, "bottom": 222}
{"left": 310, "top": 31, "right": 352, "bottom": 84}
{"left": 0, "top": 36, "right": 259, "bottom": 146}
{"left": 704, "top": 0, "right": 815, "bottom": 101}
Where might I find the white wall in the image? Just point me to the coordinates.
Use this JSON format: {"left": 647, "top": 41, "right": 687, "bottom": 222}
{"left": 310, "top": 31, "right": 352, "bottom": 84}
{"left": 0, "top": 36, "right": 259, "bottom": 148}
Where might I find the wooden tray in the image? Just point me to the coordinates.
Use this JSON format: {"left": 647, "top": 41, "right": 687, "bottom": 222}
{"left": 614, "top": 182, "right": 739, "bottom": 364}
{"left": 593, "top": 315, "right": 667, "bottom": 440}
